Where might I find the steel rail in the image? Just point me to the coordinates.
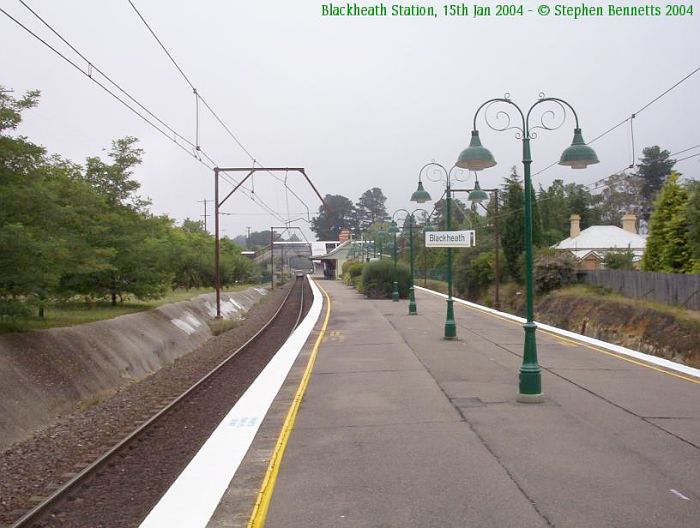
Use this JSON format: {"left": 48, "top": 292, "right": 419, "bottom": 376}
{"left": 11, "top": 281, "right": 304, "bottom": 528}
{"left": 293, "top": 275, "right": 307, "bottom": 329}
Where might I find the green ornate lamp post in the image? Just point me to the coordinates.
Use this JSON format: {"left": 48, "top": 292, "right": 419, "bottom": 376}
{"left": 376, "top": 228, "right": 386, "bottom": 260}
{"left": 388, "top": 220, "right": 400, "bottom": 301}
{"left": 392, "top": 208, "right": 432, "bottom": 315}
{"left": 410, "top": 163, "right": 466, "bottom": 340}
{"left": 456, "top": 93, "right": 599, "bottom": 402}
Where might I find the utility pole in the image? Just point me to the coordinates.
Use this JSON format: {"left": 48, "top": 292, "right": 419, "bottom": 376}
{"left": 198, "top": 199, "right": 211, "bottom": 232}
{"left": 246, "top": 226, "right": 251, "bottom": 248}
{"left": 212, "top": 167, "right": 326, "bottom": 318}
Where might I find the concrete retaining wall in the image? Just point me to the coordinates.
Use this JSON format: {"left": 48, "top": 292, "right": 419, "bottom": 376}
{"left": 0, "top": 287, "right": 267, "bottom": 451}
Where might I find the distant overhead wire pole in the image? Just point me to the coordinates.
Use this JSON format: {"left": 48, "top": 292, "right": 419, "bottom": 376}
{"left": 198, "top": 199, "right": 211, "bottom": 232}
{"left": 269, "top": 225, "right": 305, "bottom": 290}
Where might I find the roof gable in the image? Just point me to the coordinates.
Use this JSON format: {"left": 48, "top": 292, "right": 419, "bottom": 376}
{"left": 555, "top": 225, "right": 646, "bottom": 251}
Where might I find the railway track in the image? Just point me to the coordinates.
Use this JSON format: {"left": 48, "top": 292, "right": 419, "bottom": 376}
{"left": 9, "top": 277, "right": 311, "bottom": 528}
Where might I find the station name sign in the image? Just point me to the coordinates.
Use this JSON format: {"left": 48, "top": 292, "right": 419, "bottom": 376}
{"left": 425, "top": 230, "right": 476, "bottom": 248}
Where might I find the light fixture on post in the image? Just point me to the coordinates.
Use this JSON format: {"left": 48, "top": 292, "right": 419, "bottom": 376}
{"left": 392, "top": 208, "right": 432, "bottom": 315}
{"left": 456, "top": 94, "right": 599, "bottom": 403}
{"left": 411, "top": 178, "right": 432, "bottom": 204}
{"left": 412, "top": 163, "right": 466, "bottom": 340}
{"left": 467, "top": 174, "right": 489, "bottom": 203}
{"left": 388, "top": 220, "right": 400, "bottom": 301}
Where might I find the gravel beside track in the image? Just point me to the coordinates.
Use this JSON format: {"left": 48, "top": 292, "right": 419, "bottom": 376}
{"left": 0, "top": 280, "right": 311, "bottom": 527}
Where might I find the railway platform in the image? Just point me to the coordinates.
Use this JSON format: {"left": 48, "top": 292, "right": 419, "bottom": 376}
{"left": 172, "top": 279, "right": 700, "bottom": 527}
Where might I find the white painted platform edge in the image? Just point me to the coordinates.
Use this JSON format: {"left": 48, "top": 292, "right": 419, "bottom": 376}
{"left": 139, "top": 279, "right": 323, "bottom": 528}
{"left": 415, "top": 286, "right": 700, "bottom": 379}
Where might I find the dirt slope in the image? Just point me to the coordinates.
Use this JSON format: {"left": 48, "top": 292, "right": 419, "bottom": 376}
{"left": 0, "top": 288, "right": 266, "bottom": 451}
{"left": 536, "top": 291, "right": 700, "bottom": 368}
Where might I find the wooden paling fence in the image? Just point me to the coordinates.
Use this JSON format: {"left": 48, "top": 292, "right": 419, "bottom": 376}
{"left": 580, "top": 270, "right": 700, "bottom": 310}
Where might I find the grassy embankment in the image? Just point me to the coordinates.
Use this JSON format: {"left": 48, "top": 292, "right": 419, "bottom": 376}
{"left": 0, "top": 285, "right": 255, "bottom": 335}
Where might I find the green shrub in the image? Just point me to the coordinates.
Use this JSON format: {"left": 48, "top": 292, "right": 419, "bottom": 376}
{"left": 352, "top": 275, "right": 363, "bottom": 292}
{"left": 603, "top": 249, "right": 635, "bottom": 270}
{"left": 360, "top": 260, "right": 410, "bottom": 299}
{"left": 455, "top": 250, "right": 495, "bottom": 300}
{"left": 342, "top": 261, "right": 365, "bottom": 285}
{"left": 534, "top": 252, "right": 578, "bottom": 293}
{"left": 341, "top": 260, "right": 355, "bottom": 276}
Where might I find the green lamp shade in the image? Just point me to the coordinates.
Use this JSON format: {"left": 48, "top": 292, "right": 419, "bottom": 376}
{"left": 456, "top": 130, "right": 497, "bottom": 171}
{"left": 388, "top": 221, "right": 400, "bottom": 234}
{"left": 411, "top": 180, "right": 432, "bottom": 203}
{"left": 559, "top": 128, "right": 599, "bottom": 169}
{"left": 468, "top": 180, "right": 489, "bottom": 203}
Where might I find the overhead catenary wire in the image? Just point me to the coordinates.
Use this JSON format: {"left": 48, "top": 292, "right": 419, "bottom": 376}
{"left": 10, "top": 0, "right": 285, "bottom": 222}
{"left": 532, "top": 65, "right": 700, "bottom": 178}
{"left": 126, "top": 0, "right": 312, "bottom": 215}
{"left": 4, "top": 2, "right": 288, "bottom": 223}
{"left": 1, "top": 5, "right": 206, "bottom": 165}
{"left": 14, "top": 0, "right": 199, "bottom": 156}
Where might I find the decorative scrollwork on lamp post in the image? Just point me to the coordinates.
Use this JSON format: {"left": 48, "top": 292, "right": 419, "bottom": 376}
{"left": 456, "top": 94, "right": 599, "bottom": 403}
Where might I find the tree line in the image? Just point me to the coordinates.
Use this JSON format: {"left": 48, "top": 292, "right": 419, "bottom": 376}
{"left": 310, "top": 187, "right": 391, "bottom": 240}
{"left": 1, "top": 88, "right": 257, "bottom": 319}
{"left": 311, "top": 146, "right": 698, "bottom": 302}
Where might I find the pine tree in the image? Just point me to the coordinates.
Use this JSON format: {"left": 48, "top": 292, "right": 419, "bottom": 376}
{"left": 642, "top": 172, "right": 691, "bottom": 273}
{"left": 683, "top": 181, "right": 700, "bottom": 272}
{"left": 355, "top": 187, "right": 389, "bottom": 232}
{"left": 310, "top": 194, "right": 357, "bottom": 240}
{"left": 501, "top": 169, "right": 525, "bottom": 282}
{"left": 635, "top": 146, "right": 676, "bottom": 221}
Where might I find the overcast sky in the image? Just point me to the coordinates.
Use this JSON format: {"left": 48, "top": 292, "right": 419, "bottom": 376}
{"left": 2, "top": 1, "right": 699, "bottom": 240}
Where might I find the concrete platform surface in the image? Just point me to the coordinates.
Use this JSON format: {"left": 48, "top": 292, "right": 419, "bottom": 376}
{"left": 209, "top": 280, "right": 700, "bottom": 528}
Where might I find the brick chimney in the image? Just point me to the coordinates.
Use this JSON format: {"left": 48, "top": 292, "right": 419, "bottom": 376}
{"left": 569, "top": 214, "right": 581, "bottom": 238}
{"left": 621, "top": 214, "right": 637, "bottom": 234}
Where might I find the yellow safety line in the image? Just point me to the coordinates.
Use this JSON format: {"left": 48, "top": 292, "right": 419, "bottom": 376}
{"left": 247, "top": 283, "right": 332, "bottom": 528}
{"left": 427, "top": 291, "right": 700, "bottom": 385}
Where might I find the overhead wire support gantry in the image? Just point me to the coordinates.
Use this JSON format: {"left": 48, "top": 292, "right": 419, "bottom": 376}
{"left": 213, "top": 167, "right": 326, "bottom": 318}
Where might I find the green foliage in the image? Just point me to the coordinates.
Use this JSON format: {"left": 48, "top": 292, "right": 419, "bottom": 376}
{"left": 455, "top": 250, "right": 495, "bottom": 300}
{"left": 359, "top": 260, "right": 410, "bottom": 299}
{"left": 562, "top": 182, "right": 602, "bottom": 230}
{"left": 534, "top": 252, "right": 578, "bottom": 294}
{"left": 501, "top": 170, "right": 525, "bottom": 282}
{"left": 537, "top": 179, "right": 569, "bottom": 244}
{"left": 356, "top": 187, "right": 389, "bottom": 232}
{"left": 430, "top": 197, "right": 469, "bottom": 230}
{"left": 0, "top": 86, "right": 40, "bottom": 133}
{"left": 342, "top": 260, "right": 364, "bottom": 285}
{"left": 539, "top": 179, "right": 602, "bottom": 242}
{"left": 642, "top": 173, "right": 692, "bottom": 273}
{"left": 635, "top": 146, "right": 676, "bottom": 221}
{"left": 83, "top": 137, "right": 147, "bottom": 208}
{"left": 233, "top": 229, "right": 282, "bottom": 250}
{"left": 0, "top": 86, "right": 259, "bottom": 321}
{"left": 683, "top": 180, "right": 700, "bottom": 271}
{"left": 311, "top": 194, "right": 358, "bottom": 240}
{"left": 603, "top": 248, "right": 635, "bottom": 270}
{"left": 598, "top": 172, "right": 642, "bottom": 225}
